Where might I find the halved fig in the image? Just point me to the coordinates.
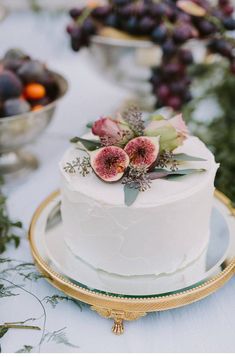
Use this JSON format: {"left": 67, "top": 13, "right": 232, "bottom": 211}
{"left": 124, "top": 136, "right": 160, "bottom": 168}
{"left": 90, "top": 146, "right": 129, "bottom": 182}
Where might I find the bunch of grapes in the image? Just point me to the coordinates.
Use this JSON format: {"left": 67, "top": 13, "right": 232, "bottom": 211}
{"left": 66, "top": 0, "right": 235, "bottom": 110}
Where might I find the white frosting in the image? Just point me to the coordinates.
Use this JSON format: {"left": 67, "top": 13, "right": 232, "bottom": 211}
{"left": 60, "top": 135, "right": 219, "bottom": 276}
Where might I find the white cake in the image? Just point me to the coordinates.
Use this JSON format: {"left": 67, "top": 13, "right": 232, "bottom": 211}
{"left": 60, "top": 134, "right": 218, "bottom": 277}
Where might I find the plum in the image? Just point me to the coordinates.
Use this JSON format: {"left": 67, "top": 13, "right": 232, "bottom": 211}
{"left": 3, "top": 98, "right": 30, "bottom": 117}
{"left": 0, "top": 70, "right": 23, "bottom": 101}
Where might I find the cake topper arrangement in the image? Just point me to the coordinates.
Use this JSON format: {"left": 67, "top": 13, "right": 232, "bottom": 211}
{"left": 64, "top": 107, "right": 206, "bottom": 205}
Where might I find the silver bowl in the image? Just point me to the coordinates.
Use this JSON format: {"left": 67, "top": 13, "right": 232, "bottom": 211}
{"left": 90, "top": 34, "right": 208, "bottom": 111}
{"left": 0, "top": 71, "right": 68, "bottom": 181}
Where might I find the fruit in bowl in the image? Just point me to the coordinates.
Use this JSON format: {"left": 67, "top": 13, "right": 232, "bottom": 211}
{"left": 0, "top": 49, "right": 60, "bottom": 117}
{"left": 0, "top": 48, "right": 68, "bottom": 180}
{"left": 66, "top": 0, "right": 235, "bottom": 111}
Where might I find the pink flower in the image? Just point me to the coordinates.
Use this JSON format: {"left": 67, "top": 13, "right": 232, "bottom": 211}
{"left": 92, "top": 117, "right": 120, "bottom": 138}
{"left": 92, "top": 116, "right": 134, "bottom": 146}
{"left": 145, "top": 114, "right": 188, "bottom": 137}
{"left": 168, "top": 114, "right": 189, "bottom": 138}
{"left": 144, "top": 113, "right": 189, "bottom": 152}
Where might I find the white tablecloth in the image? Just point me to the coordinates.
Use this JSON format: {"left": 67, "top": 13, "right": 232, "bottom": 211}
{"left": 0, "top": 11, "right": 235, "bottom": 353}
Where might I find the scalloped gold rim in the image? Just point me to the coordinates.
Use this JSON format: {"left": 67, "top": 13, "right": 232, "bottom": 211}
{"left": 28, "top": 190, "right": 235, "bottom": 312}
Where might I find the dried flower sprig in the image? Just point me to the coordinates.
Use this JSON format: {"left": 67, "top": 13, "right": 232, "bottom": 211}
{"left": 156, "top": 150, "right": 179, "bottom": 172}
{"left": 64, "top": 156, "right": 91, "bottom": 176}
{"left": 122, "top": 106, "right": 145, "bottom": 136}
{"left": 122, "top": 165, "right": 152, "bottom": 192}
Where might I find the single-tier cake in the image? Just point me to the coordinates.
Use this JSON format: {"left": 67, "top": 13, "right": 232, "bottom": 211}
{"left": 60, "top": 110, "right": 218, "bottom": 278}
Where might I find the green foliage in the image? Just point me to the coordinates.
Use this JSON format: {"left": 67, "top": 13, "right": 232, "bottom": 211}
{"left": 16, "top": 345, "right": 33, "bottom": 353}
{"left": 0, "top": 179, "right": 22, "bottom": 254}
{"left": 183, "top": 64, "right": 235, "bottom": 205}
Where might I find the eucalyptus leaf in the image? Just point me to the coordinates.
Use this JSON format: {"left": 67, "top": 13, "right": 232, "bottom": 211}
{"left": 148, "top": 168, "right": 205, "bottom": 180}
{"left": 70, "top": 137, "right": 101, "bottom": 151}
{"left": 173, "top": 153, "right": 207, "bottom": 162}
{"left": 124, "top": 185, "right": 139, "bottom": 206}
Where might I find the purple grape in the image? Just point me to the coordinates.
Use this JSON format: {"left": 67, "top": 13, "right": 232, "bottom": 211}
{"left": 163, "top": 63, "right": 184, "bottom": 77}
{"left": 162, "top": 38, "right": 177, "bottom": 58}
{"left": 139, "top": 16, "right": 155, "bottom": 34}
{"left": 150, "top": 3, "right": 166, "bottom": 18}
{"left": 82, "top": 18, "right": 96, "bottom": 35}
{"left": 69, "top": 8, "right": 83, "bottom": 19}
{"left": 173, "top": 25, "right": 191, "bottom": 44}
{"left": 197, "top": 20, "right": 216, "bottom": 36}
{"left": 179, "top": 49, "right": 194, "bottom": 64}
{"left": 124, "top": 16, "right": 139, "bottom": 34}
{"left": 157, "top": 84, "right": 170, "bottom": 100}
{"left": 113, "top": 0, "right": 131, "bottom": 6}
{"left": 223, "top": 17, "right": 235, "bottom": 30}
{"left": 208, "top": 38, "right": 233, "bottom": 58}
{"left": 151, "top": 25, "right": 167, "bottom": 44}
{"left": 91, "top": 5, "right": 112, "bottom": 19}
{"left": 170, "top": 81, "right": 186, "bottom": 95}
{"left": 105, "top": 14, "right": 120, "bottom": 28}
{"left": 166, "top": 95, "right": 182, "bottom": 110}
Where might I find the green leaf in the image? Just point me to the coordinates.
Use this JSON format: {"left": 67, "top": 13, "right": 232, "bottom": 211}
{"left": 173, "top": 153, "right": 207, "bottom": 162}
{"left": 16, "top": 345, "right": 33, "bottom": 353}
{"left": 148, "top": 168, "right": 205, "bottom": 180}
{"left": 86, "top": 122, "right": 93, "bottom": 129}
{"left": 70, "top": 137, "right": 101, "bottom": 151}
{"left": 0, "top": 327, "right": 8, "bottom": 339}
{"left": 124, "top": 185, "right": 139, "bottom": 206}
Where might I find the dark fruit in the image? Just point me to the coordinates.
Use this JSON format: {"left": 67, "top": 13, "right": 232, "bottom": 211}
{"left": 124, "top": 16, "right": 139, "bottom": 34}
{"left": 124, "top": 136, "right": 159, "bottom": 168}
{"left": 105, "top": 14, "right": 120, "bottom": 28}
{"left": 162, "top": 39, "right": 177, "bottom": 58}
{"left": 179, "top": 49, "right": 194, "bottom": 64}
{"left": 163, "top": 63, "right": 185, "bottom": 77}
{"left": 92, "top": 5, "right": 112, "bottom": 19}
{"left": 170, "top": 81, "right": 186, "bottom": 95}
{"left": 37, "top": 71, "right": 59, "bottom": 100}
{"left": 222, "top": 4, "right": 234, "bottom": 15}
{"left": 166, "top": 96, "right": 182, "bottom": 110}
{"left": 17, "top": 60, "right": 46, "bottom": 83}
{"left": 90, "top": 146, "right": 129, "bottom": 182}
{"left": 151, "top": 3, "right": 166, "bottom": 18}
{"left": 151, "top": 25, "right": 167, "bottom": 44}
{"left": 0, "top": 70, "right": 23, "bottom": 100}
{"left": 223, "top": 17, "right": 235, "bottom": 30}
{"left": 197, "top": 20, "right": 215, "bottom": 36}
{"left": 82, "top": 18, "right": 96, "bottom": 35}
{"left": 156, "top": 84, "right": 170, "bottom": 100}
{"left": 69, "top": 8, "right": 83, "bottom": 19}
{"left": 139, "top": 17, "right": 155, "bottom": 35}
{"left": 172, "top": 26, "right": 191, "bottom": 44}
{"left": 3, "top": 98, "right": 30, "bottom": 117}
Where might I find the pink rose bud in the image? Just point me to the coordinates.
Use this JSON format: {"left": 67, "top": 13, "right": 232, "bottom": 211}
{"left": 92, "top": 117, "right": 120, "bottom": 138}
{"left": 92, "top": 116, "right": 134, "bottom": 146}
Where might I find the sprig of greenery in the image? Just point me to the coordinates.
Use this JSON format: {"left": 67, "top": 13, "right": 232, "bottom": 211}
{"left": 0, "top": 179, "right": 22, "bottom": 254}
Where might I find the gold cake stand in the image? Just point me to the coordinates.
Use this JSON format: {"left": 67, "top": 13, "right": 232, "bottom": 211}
{"left": 28, "top": 190, "right": 235, "bottom": 335}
